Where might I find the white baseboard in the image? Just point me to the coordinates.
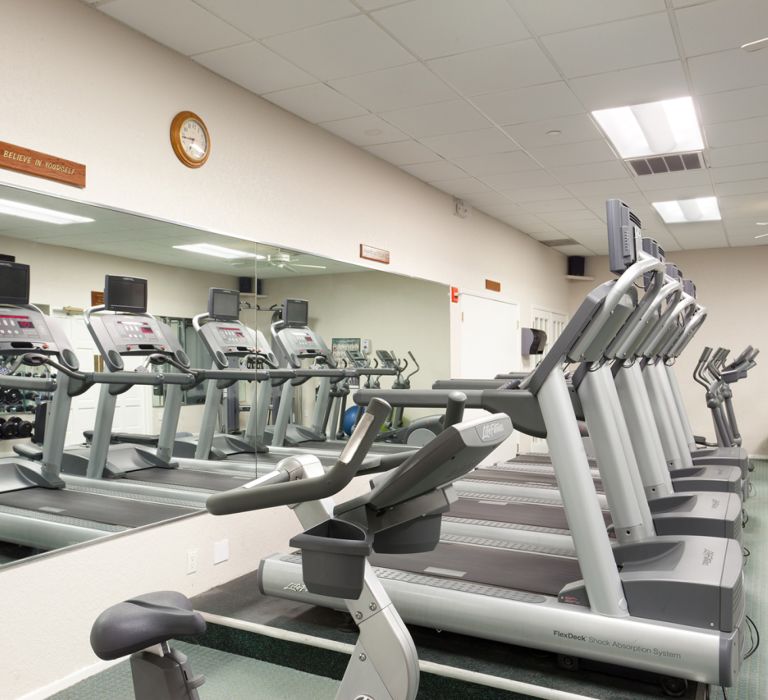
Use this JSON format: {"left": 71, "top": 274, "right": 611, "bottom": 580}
{"left": 18, "top": 658, "right": 122, "bottom": 700}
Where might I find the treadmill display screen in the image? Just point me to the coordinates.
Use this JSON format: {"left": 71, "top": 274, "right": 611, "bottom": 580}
{"left": 283, "top": 298, "right": 308, "bottom": 327}
{"left": 209, "top": 288, "right": 240, "bottom": 321}
{"left": 0, "top": 262, "right": 30, "bottom": 306}
{"left": 104, "top": 276, "right": 147, "bottom": 313}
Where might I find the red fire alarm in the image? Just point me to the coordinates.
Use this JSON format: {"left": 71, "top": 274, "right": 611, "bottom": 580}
{"left": 450, "top": 286, "right": 459, "bottom": 303}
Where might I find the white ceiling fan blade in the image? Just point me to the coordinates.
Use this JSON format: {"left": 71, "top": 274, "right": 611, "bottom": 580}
{"left": 293, "top": 263, "right": 327, "bottom": 269}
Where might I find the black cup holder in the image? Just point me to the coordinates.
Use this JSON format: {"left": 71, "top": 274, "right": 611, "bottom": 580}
{"left": 373, "top": 513, "right": 443, "bottom": 554}
{"left": 289, "top": 519, "right": 372, "bottom": 599}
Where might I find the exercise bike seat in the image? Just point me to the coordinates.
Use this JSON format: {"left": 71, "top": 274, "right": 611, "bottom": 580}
{"left": 90, "top": 591, "right": 206, "bottom": 660}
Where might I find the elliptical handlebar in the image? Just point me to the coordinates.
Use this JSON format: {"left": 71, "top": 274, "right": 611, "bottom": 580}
{"left": 206, "top": 398, "right": 392, "bottom": 516}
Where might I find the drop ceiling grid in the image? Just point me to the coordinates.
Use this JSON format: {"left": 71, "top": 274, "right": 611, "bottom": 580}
{"left": 88, "top": 0, "right": 768, "bottom": 254}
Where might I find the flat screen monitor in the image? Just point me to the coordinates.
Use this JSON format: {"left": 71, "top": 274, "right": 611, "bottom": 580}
{"left": 104, "top": 275, "right": 147, "bottom": 313}
{"left": 0, "top": 262, "right": 30, "bottom": 306}
{"left": 208, "top": 288, "right": 240, "bottom": 321}
{"left": 283, "top": 298, "right": 308, "bottom": 327}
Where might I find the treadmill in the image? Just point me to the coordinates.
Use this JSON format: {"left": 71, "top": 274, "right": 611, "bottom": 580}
{"left": 58, "top": 275, "right": 271, "bottom": 506}
{"left": 169, "top": 288, "right": 399, "bottom": 475}
{"left": 261, "top": 202, "right": 746, "bottom": 690}
{"left": 261, "top": 298, "right": 414, "bottom": 457}
{"left": 0, "top": 261, "right": 196, "bottom": 551}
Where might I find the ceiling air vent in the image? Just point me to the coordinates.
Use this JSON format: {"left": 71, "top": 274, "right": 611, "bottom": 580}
{"left": 541, "top": 238, "right": 576, "bottom": 247}
{"left": 628, "top": 151, "right": 703, "bottom": 176}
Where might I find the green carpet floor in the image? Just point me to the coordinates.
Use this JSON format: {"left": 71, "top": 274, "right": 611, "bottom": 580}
{"left": 49, "top": 641, "right": 339, "bottom": 700}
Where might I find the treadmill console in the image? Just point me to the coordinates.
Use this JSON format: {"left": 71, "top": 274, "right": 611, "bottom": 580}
{"left": 346, "top": 350, "right": 369, "bottom": 368}
{"left": 89, "top": 313, "right": 186, "bottom": 372}
{"left": 273, "top": 326, "right": 334, "bottom": 368}
{"left": 376, "top": 349, "right": 397, "bottom": 368}
{"left": 0, "top": 310, "right": 56, "bottom": 352}
{"left": 606, "top": 199, "right": 639, "bottom": 275}
{"left": 198, "top": 318, "right": 259, "bottom": 369}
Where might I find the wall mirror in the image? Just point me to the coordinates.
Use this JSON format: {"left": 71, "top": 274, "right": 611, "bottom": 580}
{"left": 0, "top": 184, "right": 450, "bottom": 569}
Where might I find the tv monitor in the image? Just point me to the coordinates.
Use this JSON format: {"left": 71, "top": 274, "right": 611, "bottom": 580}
{"left": 0, "top": 261, "right": 30, "bottom": 306}
{"left": 104, "top": 275, "right": 147, "bottom": 313}
{"left": 208, "top": 288, "right": 240, "bottom": 321}
{"left": 283, "top": 298, "right": 308, "bottom": 327}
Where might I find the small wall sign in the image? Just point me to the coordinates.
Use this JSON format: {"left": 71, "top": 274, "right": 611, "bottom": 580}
{"left": 0, "top": 140, "right": 86, "bottom": 188}
{"left": 359, "top": 244, "right": 390, "bottom": 265}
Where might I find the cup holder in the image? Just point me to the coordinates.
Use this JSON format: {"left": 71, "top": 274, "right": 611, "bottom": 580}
{"left": 289, "top": 519, "right": 372, "bottom": 599}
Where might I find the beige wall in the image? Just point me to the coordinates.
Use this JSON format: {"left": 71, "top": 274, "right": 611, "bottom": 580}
{"left": 567, "top": 246, "right": 768, "bottom": 454}
{"left": 0, "top": 0, "right": 571, "bottom": 695}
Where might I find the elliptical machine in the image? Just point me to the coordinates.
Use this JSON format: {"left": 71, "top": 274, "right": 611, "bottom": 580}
{"left": 89, "top": 398, "right": 513, "bottom": 699}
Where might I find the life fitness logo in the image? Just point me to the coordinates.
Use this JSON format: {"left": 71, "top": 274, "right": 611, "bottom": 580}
{"left": 480, "top": 420, "right": 506, "bottom": 442}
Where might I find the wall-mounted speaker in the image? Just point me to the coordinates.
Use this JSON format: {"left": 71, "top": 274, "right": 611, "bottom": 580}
{"left": 238, "top": 276, "right": 253, "bottom": 294}
{"left": 567, "top": 256, "right": 586, "bottom": 277}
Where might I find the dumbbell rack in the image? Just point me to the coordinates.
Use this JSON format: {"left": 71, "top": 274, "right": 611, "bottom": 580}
{"left": 0, "top": 359, "right": 55, "bottom": 451}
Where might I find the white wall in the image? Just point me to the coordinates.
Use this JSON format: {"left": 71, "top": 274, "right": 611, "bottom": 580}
{"left": 0, "top": 0, "right": 571, "bottom": 694}
{"left": 567, "top": 247, "right": 768, "bottom": 455}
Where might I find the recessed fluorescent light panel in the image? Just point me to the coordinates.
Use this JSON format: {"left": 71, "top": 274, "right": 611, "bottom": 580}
{"left": 173, "top": 243, "right": 265, "bottom": 260}
{"left": 652, "top": 197, "right": 721, "bottom": 224}
{"left": 592, "top": 97, "right": 704, "bottom": 159}
{"left": 0, "top": 198, "right": 94, "bottom": 225}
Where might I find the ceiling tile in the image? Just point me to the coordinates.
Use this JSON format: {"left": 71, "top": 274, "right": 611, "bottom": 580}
{"left": 688, "top": 48, "right": 768, "bottom": 95}
{"left": 541, "top": 13, "right": 677, "bottom": 79}
{"left": 714, "top": 178, "right": 768, "bottom": 196}
{"left": 372, "top": 0, "right": 529, "bottom": 60}
{"left": 728, "top": 237, "right": 768, "bottom": 248}
{"left": 364, "top": 140, "right": 438, "bottom": 165}
{"left": 503, "top": 114, "right": 601, "bottom": 149}
{"left": 263, "top": 83, "right": 367, "bottom": 122}
{"left": 634, "top": 169, "right": 713, "bottom": 192}
{"left": 528, "top": 139, "right": 617, "bottom": 168}
{"left": 319, "top": 113, "right": 407, "bottom": 145}
{"left": 501, "top": 185, "right": 573, "bottom": 203}
{"left": 482, "top": 170, "right": 557, "bottom": 190}
{"left": 698, "top": 86, "right": 768, "bottom": 125}
{"left": 538, "top": 210, "right": 602, "bottom": 225}
{"left": 433, "top": 178, "right": 493, "bottom": 197}
{"left": 675, "top": 0, "right": 768, "bottom": 57}
{"left": 478, "top": 202, "right": 526, "bottom": 216}
{"left": 464, "top": 192, "right": 514, "bottom": 207}
{"left": 493, "top": 213, "right": 551, "bottom": 229}
{"left": 718, "top": 193, "right": 768, "bottom": 217}
{"left": 549, "top": 161, "right": 629, "bottom": 183}
{"left": 565, "top": 178, "right": 640, "bottom": 197}
{"left": 328, "top": 62, "right": 456, "bottom": 112}
{"left": 353, "top": 0, "right": 404, "bottom": 8}
{"left": 263, "top": 15, "right": 411, "bottom": 80}
{"left": 380, "top": 100, "right": 491, "bottom": 138}
{"left": 569, "top": 61, "right": 689, "bottom": 111}
{"left": 193, "top": 42, "right": 314, "bottom": 94}
{"left": 428, "top": 40, "right": 560, "bottom": 96}
{"left": 510, "top": 0, "right": 666, "bottom": 35}
{"left": 401, "top": 160, "right": 468, "bottom": 182}
{"left": 520, "top": 227, "right": 565, "bottom": 241}
{"left": 101, "top": 0, "right": 251, "bottom": 55}
{"left": 525, "top": 198, "right": 589, "bottom": 213}
{"left": 452, "top": 151, "right": 539, "bottom": 177}
{"left": 473, "top": 82, "right": 583, "bottom": 125}
{"left": 194, "top": 0, "right": 359, "bottom": 39}
{"left": 419, "top": 128, "right": 518, "bottom": 159}
{"left": 709, "top": 142, "right": 768, "bottom": 168}
{"left": 710, "top": 163, "right": 768, "bottom": 184}
{"left": 705, "top": 116, "right": 768, "bottom": 148}
{"left": 670, "top": 222, "right": 728, "bottom": 249}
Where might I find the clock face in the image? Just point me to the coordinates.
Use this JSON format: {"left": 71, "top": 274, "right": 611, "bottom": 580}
{"left": 180, "top": 118, "right": 208, "bottom": 162}
{"left": 170, "top": 111, "right": 210, "bottom": 167}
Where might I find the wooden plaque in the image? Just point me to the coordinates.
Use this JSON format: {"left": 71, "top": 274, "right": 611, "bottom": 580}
{"left": 0, "top": 141, "right": 86, "bottom": 188}
{"left": 91, "top": 291, "right": 104, "bottom": 306}
{"left": 485, "top": 279, "right": 501, "bottom": 292}
{"left": 359, "top": 244, "right": 390, "bottom": 265}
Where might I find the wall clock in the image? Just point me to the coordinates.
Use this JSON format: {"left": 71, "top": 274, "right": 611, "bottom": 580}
{"left": 170, "top": 111, "right": 210, "bottom": 168}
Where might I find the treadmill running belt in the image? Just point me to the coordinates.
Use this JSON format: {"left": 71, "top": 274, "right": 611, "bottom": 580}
{"left": 0, "top": 489, "right": 196, "bottom": 527}
{"left": 370, "top": 541, "right": 580, "bottom": 597}
{"left": 449, "top": 497, "right": 611, "bottom": 528}
{"left": 123, "top": 467, "right": 252, "bottom": 491}
{"left": 468, "top": 467, "right": 604, "bottom": 492}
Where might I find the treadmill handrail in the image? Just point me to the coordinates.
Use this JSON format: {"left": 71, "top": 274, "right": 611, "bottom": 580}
{"left": 0, "top": 374, "right": 57, "bottom": 392}
{"left": 206, "top": 398, "right": 391, "bottom": 515}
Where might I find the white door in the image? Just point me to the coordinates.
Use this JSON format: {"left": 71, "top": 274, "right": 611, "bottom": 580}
{"left": 455, "top": 292, "right": 520, "bottom": 463}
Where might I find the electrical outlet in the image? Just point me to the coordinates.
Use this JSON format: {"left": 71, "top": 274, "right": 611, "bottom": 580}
{"left": 213, "top": 539, "right": 229, "bottom": 565}
{"left": 361, "top": 339, "right": 371, "bottom": 354}
{"left": 187, "top": 548, "right": 199, "bottom": 574}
